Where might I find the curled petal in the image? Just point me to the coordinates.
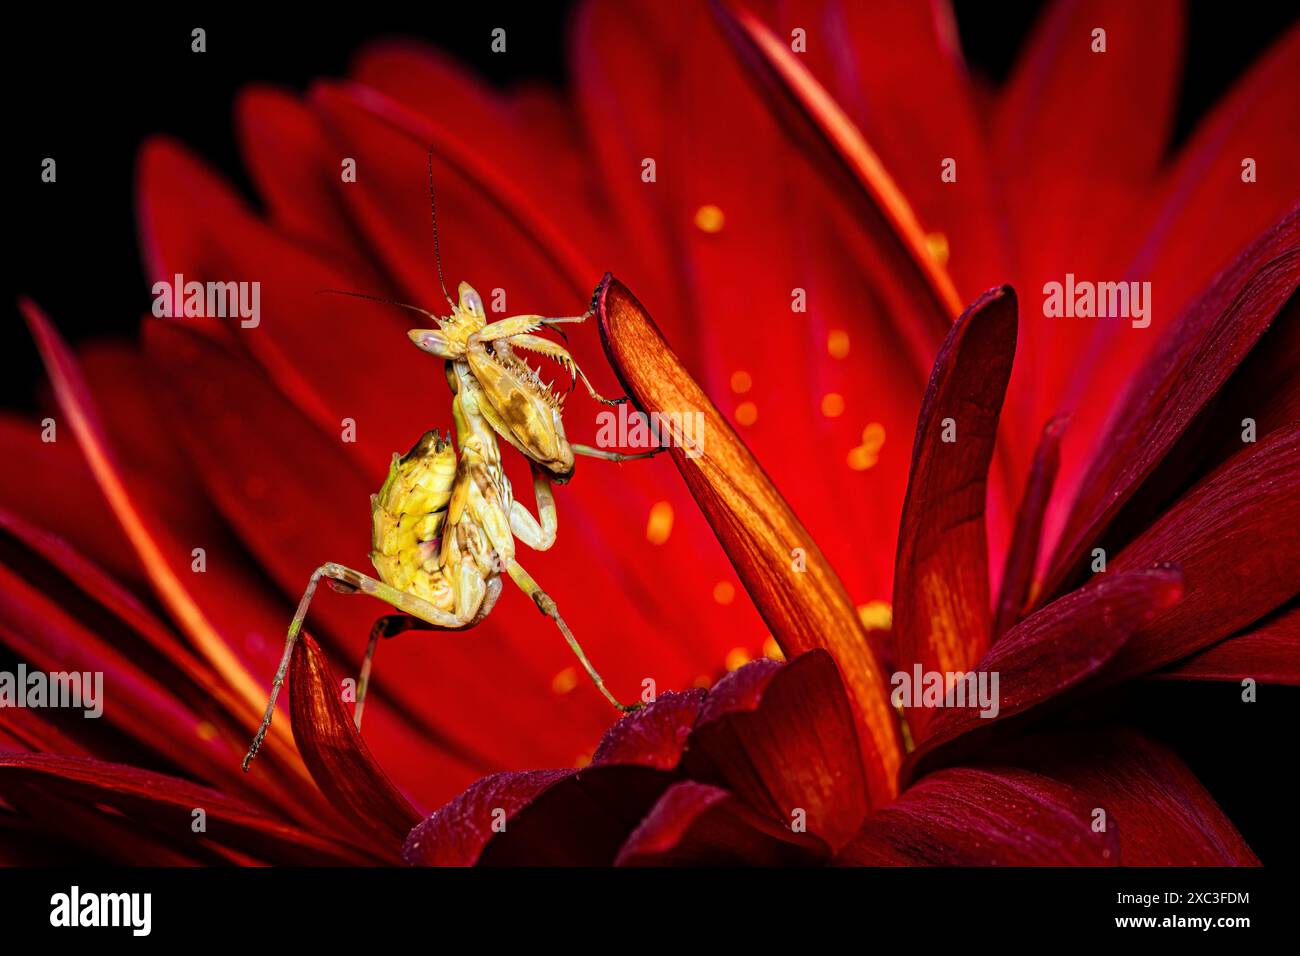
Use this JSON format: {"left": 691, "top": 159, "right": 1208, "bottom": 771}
{"left": 592, "top": 689, "right": 706, "bottom": 769}
{"left": 994, "top": 414, "right": 1068, "bottom": 638}
{"left": 404, "top": 770, "right": 571, "bottom": 867}
{"left": 615, "top": 781, "right": 828, "bottom": 866}
{"left": 595, "top": 275, "right": 900, "bottom": 804}
{"left": 684, "top": 651, "right": 868, "bottom": 852}
{"left": 892, "top": 286, "right": 1017, "bottom": 737}
{"left": 471, "top": 766, "right": 676, "bottom": 866}
{"left": 288, "top": 633, "right": 421, "bottom": 858}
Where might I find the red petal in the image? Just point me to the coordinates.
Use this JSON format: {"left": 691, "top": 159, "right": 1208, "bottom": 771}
{"left": 789, "top": 0, "right": 1012, "bottom": 302}
{"left": 403, "top": 770, "right": 571, "bottom": 866}
{"left": 0, "top": 413, "right": 140, "bottom": 587}
{"left": 994, "top": 414, "right": 1068, "bottom": 638}
{"left": 1105, "top": 421, "right": 1300, "bottom": 681}
{"left": 682, "top": 651, "right": 868, "bottom": 851}
{"left": 472, "top": 765, "right": 676, "bottom": 866}
{"left": 596, "top": 276, "right": 901, "bottom": 804}
{"left": 234, "top": 86, "right": 363, "bottom": 252}
{"left": 577, "top": 0, "right": 934, "bottom": 611}
{"left": 1046, "top": 207, "right": 1300, "bottom": 597}
{"left": 892, "top": 286, "right": 1017, "bottom": 736}
{"left": 288, "top": 632, "right": 420, "bottom": 858}
{"left": 1007, "top": 730, "right": 1258, "bottom": 865}
{"left": 17, "top": 298, "right": 293, "bottom": 748}
{"left": 904, "top": 567, "right": 1183, "bottom": 777}
{"left": 0, "top": 752, "right": 368, "bottom": 865}
{"left": 1130, "top": 24, "right": 1300, "bottom": 332}
{"left": 614, "top": 781, "right": 828, "bottom": 866}
{"left": 136, "top": 138, "right": 429, "bottom": 471}
{"left": 0, "top": 506, "right": 335, "bottom": 821}
{"left": 838, "top": 766, "right": 1118, "bottom": 866}
{"left": 0, "top": 556, "right": 249, "bottom": 787}
{"left": 712, "top": 0, "right": 961, "bottom": 352}
{"left": 1156, "top": 605, "right": 1300, "bottom": 684}
{"left": 591, "top": 689, "right": 706, "bottom": 769}
{"left": 993, "top": 0, "right": 1182, "bottom": 366}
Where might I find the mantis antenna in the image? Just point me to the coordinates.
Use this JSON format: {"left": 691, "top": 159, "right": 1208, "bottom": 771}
{"left": 427, "top": 144, "right": 454, "bottom": 308}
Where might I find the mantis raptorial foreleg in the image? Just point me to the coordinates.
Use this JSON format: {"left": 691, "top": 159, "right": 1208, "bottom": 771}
{"left": 472, "top": 312, "right": 625, "bottom": 407}
{"left": 243, "top": 562, "right": 475, "bottom": 770}
{"left": 509, "top": 464, "right": 558, "bottom": 551}
{"left": 504, "top": 559, "right": 641, "bottom": 713}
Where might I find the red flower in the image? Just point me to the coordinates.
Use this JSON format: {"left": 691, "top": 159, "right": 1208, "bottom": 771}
{"left": 3, "top": 0, "right": 1297, "bottom": 864}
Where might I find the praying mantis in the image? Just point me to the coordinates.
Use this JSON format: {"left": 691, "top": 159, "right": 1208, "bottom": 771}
{"left": 242, "top": 154, "right": 661, "bottom": 771}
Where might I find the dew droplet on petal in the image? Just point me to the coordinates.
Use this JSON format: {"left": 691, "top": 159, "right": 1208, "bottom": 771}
{"left": 735, "top": 401, "right": 758, "bottom": 426}
{"left": 730, "top": 370, "right": 752, "bottom": 393}
{"left": 713, "top": 581, "right": 736, "bottom": 605}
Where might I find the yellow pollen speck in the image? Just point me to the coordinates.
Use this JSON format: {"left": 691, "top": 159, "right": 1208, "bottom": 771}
{"left": 694, "top": 204, "right": 725, "bottom": 233}
{"left": 725, "top": 647, "right": 752, "bottom": 671}
{"left": 646, "top": 501, "right": 674, "bottom": 544}
{"left": 762, "top": 636, "right": 785, "bottom": 661}
{"left": 552, "top": 667, "right": 578, "bottom": 695}
{"left": 827, "top": 329, "right": 851, "bottom": 359}
{"left": 857, "top": 600, "right": 893, "bottom": 631}
{"left": 821, "top": 393, "right": 845, "bottom": 418}
{"left": 847, "top": 422, "right": 886, "bottom": 471}
{"left": 713, "top": 581, "right": 736, "bottom": 605}
{"left": 730, "top": 370, "right": 752, "bottom": 394}
{"left": 196, "top": 721, "right": 218, "bottom": 742}
{"left": 735, "top": 401, "right": 758, "bottom": 426}
{"left": 924, "top": 231, "right": 950, "bottom": 267}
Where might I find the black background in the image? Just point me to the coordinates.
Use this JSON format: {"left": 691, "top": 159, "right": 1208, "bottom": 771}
{"left": 4, "top": 2, "right": 1298, "bottom": 863}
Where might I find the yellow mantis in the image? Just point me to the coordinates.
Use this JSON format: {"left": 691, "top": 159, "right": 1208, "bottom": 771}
{"left": 243, "top": 155, "right": 660, "bottom": 771}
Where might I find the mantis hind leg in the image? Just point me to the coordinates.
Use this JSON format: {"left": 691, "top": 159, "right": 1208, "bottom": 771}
{"left": 504, "top": 559, "right": 642, "bottom": 713}
{"left": 570, "top": 443, "right": 666, "bottom": 463}
{"left": 243, "top": 562, "right": 472, "bottom": 771}
{"left": 355, "top": 615, "right": 438, "bottom": 730}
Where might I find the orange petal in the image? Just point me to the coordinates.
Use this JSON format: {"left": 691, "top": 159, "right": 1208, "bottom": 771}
{"left": 891, "top": 286, "right": 1017, "bottom": 738}
{"left": 595, "top": 275, "right": 900, "bottom": 804}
